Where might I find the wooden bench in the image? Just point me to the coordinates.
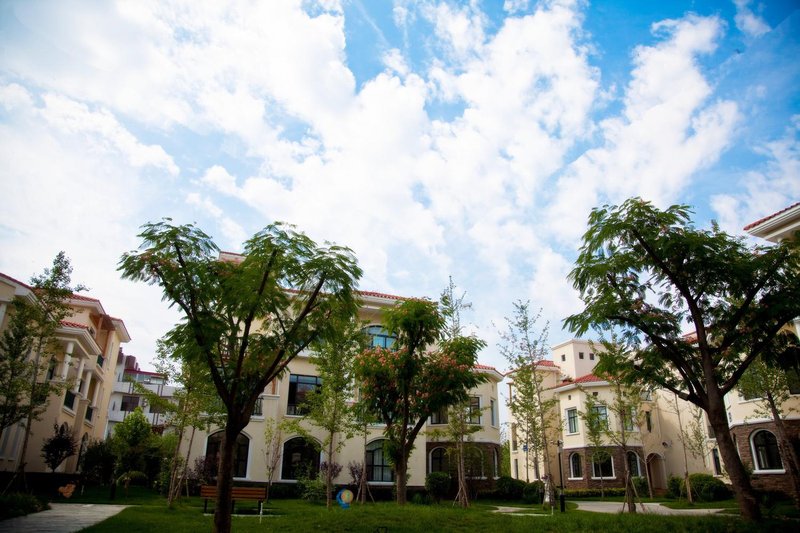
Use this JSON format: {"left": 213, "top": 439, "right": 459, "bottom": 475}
{"left": 200, "top": 485, "right": 267, "bottom": 514}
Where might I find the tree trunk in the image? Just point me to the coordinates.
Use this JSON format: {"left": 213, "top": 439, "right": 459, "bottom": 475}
{"left": 213, "top": 425, "right": 240, "bottom": 533}
{"left": 325, "top": 436, "right": 334, "bottom": 509}
{"left": 167, "top": 423, "right": 185, "bottom": 507}
{"left": 456, "top": 439, "right": 468, "bottom": 508}
{"left": 395, "top": 453, "right": 408, "bottom": 505}
{"left": 766, "top": 392, "right": 800, "bottom": 508}
{"left": 707, "top": 396, "right": 760, "bottom": 521}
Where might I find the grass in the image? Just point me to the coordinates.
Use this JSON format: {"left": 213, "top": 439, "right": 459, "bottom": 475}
{"left": 59, "top": 489, "right": 795, "bottom": 533}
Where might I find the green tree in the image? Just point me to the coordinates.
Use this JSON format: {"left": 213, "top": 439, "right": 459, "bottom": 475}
{"left": 136, "top": 344, "right": 224, "bottom": 508}
{"left": 738, "top": 358, "right": 800, "bottom": 507}
{"left": 354, "top": 299, "right": 487, "bottom": 504}
{"left": 302, "top": 315, "right": 367, "bottom": 509}
{"left": 589, "top": 341, "right": 644, "bottom": 512}
{"left": 498, "top": 302, "right": 556, "bottom": 500}
{"left": 111, "top": 407, "right": 157, "bottom": 479}
{"left": 581, "top": 394, "right": 611, "bottom": 498}
{"left": 565, "top": 198, "right": 800, "bottom": 521}
{"left": 40, "top": 423, "right": 77, "bottom": 472}
{"left": 2, "top": 252, "right": 83, "bottom": 488}
{"left": 118, "top": 220, "right": 361, "bottom": 533}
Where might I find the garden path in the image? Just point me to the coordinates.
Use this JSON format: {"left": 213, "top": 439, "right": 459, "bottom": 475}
{"left": 0, "top": 503, "right": 128, "bottom": 533}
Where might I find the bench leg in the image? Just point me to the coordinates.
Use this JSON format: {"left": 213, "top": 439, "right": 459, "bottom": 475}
{"left": 204, "top": 499, "right": 208, "bottom": 513}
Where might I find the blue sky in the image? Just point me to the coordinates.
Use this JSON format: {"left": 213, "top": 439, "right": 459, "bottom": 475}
{"left": 0, "top": 0, "right": 797, "bottom": 374}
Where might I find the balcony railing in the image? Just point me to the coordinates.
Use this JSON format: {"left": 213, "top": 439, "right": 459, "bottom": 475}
{"left": 64, "top": 390, "right": 76, "bottom": 411}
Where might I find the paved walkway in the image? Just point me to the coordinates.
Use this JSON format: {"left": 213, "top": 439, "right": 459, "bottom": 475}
{"left": 574, "top": 501, "right": 724, "bottom": 515}
{"left": 0, "top": 503, "right": 128, "bottom": 533}
{"left": 491, "top": 502, "right": 725, "bottom": 516}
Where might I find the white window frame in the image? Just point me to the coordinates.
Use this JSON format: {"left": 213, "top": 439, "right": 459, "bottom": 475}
{"left": 568, "top": 452, "right": 583, "bottom": 480}
{"left": 566, "top": 408, "right": 579, "bottom": 434}
{"left": 750, "top": 429, "right": 785, "bottom": 474}
{"left": 591, "top": 455, "right": 615, "bottom": 480}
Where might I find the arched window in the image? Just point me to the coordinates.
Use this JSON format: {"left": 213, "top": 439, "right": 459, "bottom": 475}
{"left": 206, "top": 432, "right": 250, "bottom": 478}
{"left": 464, "top": 447, "right": 484, "bottom": 479}
{"left": 366, "top": 440, "right": 393, "bottom": 482}
{"left": 569, "top": 452, "right": 583, "bottom": 479}
{"left": 364, "top": 326, "right": 396, "bottom": 349}
{"left": 430, "top": 447, "right": 448, "bottom": 473}
{"left": 751, "top": 430, "right": 783, "bottom": 471}
{"left": 282, "top": 437, "right": 320, "bottom": 480}
{"left": 493, "top": 448, "right": 500, "bottom": 478}
{"left": 627, "top": 451, "right": 641, "bottom": 477}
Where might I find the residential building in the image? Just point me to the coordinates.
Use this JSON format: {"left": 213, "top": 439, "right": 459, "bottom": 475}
{"left": 0, "top": 272, "right": 130, "bottom": 474}
{"left": 179, "top": 289, "right": 503, "bottom": 494}
{"left": 105, "top": 351, "right": 178, "bottom": 438}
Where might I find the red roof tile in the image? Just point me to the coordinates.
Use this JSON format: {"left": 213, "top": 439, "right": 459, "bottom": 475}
{"left": 474, "top": 363, "right": 500, "bottom": 373}
{"left": 0, "top": 272, "right": 32, "bottom": 290}
{"left": 61, "top": 320, "right": 89, "bottom": 330}
{"left": 571, "top": 373, "right": 607, "bottom": 384}
{"left": 536, "top": 360, "right": 558, "bottom": 367}
{"left": 70, "top": 293, "right": 101, "bottom": 303}
{"left": 743, "top": 201, "right": 800, "bottom": 231}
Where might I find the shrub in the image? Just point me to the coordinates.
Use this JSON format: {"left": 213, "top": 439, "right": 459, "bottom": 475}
{"left": 667, "top": 475, "right": 684, "bottom": 499}
{"left": 0, "top": 493, "right": 48, "bottom": 520}
{"left": 298, "top": 475, "right": 326, "bottom": 502}
{"left": 425, "top": 472, "right": 450, "bottom": 503}
{"left": 563, "top": 488, "right": 627, "bottom": 498}
{"left": 80, "top": 439, "right": 115, "bottom": 485}
{"left": 267, "top": 483, "right": 300, "bottom": 499}
{"left": 688, "top": 473, "right": 731, "bottom": 502}
{"left": 523, "top": 481, "right": 544, "bottom": 504}
{"left": 631, "top": 476, "right": 649, "bottom": 497}
{"left": 41, "top": 423, "right": 78, "bottom": 472}
{"left": 411, "top": 492, "right": 432, "bottom": 505}
{"left": 496, "top": 475, "right": 525, "bottom": 500}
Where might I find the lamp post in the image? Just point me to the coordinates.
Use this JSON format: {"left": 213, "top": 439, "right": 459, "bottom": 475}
{"left": 557, "top": 439, "right": 565, "bottom": 512}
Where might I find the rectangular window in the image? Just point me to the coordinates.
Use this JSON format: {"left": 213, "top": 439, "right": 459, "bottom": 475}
{"left": 430, "top": 406, "right": 448, "bottom": 425}
{"left": 707, "top": 424, "right": 716, "bottom": 439}
{"left": 561, "top": 354, "right": 566, "bottom": 362}
{"left": 623, "top": 407, "right": 637, "bottom": 432}
{"left": 120, "top": 395, "right": 139, "bottom": 412}
{"left": 567, "top": 408, "right": 579, "bottom": 434}
{"left": 252, "top": 397, "right": 263, "bottom": 417}
{"left": 287, "top": 374, "right": 322, "bottom": 415}
{"left": 787, "top": 369, "right": 800, "bottom": 395}
{"left": 712, "top": 448, "right": 722, "bottom": 475}
{"left": 592, "top": 455, "right": 614, "bottom": 478}
{"left": 490, "top": 399, "right": 497, "bottom": 427}
{"left": 511, "top": 423, "right": 518, "bottom": 451}
{"left": 514, "top": 458, "right": 519, "bottom": 479}
{"left": 589, "top": 353, "right": 595, "bottom": 360}
{"left": 468, "top": 396, "right": 481, "bottom": 425}
{"left": 645, "top": 411, "right": 652, "bottom": 432}
{"left": 579, "top": 352, "right": 584, "bottom": 359}
{"left": 592, "top": 405, "right": 609, "bottom": 429}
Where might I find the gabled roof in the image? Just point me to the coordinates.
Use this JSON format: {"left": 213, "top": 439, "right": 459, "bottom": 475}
{"left": 61, "top": 320, "right": 90, "bottom": 330}
{"left": 571, "top": 373, "right": 606, "bottom": 384}
{"left": 743, "top": 201, "right": 800, "bottom": 231}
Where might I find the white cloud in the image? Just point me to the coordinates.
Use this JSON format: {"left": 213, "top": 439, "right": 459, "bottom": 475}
{"left": 548, "top": 14, "right": 739, "bottom": 242}
{"left": 733, "top": 0, "right": 770, "bottom": 38}
{"left": 711, "top": 115, "right": 800, "bottom": 234}
{"left": 39, "top": 94, "right": 179, "bottom": 175}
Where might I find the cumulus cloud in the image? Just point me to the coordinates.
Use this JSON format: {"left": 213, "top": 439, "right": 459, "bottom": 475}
{"left": 711, "top": 115, "right": 800, "bottom": 234}
{"left": 733, "top": 0, "right": 770, "bottom": 38}
{"left": 548, "top": 14, "right": 739, "bottom": 242}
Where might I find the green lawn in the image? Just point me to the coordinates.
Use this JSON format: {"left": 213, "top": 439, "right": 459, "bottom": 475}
{"left": 64, "top": 490, "right": 793, "bottom": 533}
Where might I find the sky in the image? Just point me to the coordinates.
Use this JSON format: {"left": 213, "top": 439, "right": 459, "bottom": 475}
{"left": 0, "top": 0, "right": 798, "bottom": 376}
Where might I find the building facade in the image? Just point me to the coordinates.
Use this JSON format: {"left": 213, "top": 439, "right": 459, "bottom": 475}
{"left": 177, "top": 290, "right": 503, "bottom": 494}
{"left": 0, "top": 272, "right": 130, "bottom": 474}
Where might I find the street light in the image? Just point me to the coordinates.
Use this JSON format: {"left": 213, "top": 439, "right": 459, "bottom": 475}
{"left": 557, "top": 439, "right": 565, "bottom": 512}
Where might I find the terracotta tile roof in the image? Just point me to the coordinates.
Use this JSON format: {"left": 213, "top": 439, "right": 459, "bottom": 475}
{"left": 475, "top": 363, "right": 500, "bottom": 373}
{"left": 70, "top": 293, "right": 101, "bottom": 303}
{"left": 559, "top": 373, "right": 606, "bottom": 386}
{"left": 0, "top": 272, "right": 32, "bottom": 290}
{"left": 357, "top": 290, "right": 407, "bottom": 301}
{"left": 60, "top": 320, "right": 89, "bottom": 330}
{"left": 536, "top": 360, "right": 558, "bottom": 367}
{"left": 743, "top": 201, "right": 800, "bottom": 231}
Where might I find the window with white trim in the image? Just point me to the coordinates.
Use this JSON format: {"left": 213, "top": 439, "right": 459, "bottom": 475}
{"left": 751, "top": 430, "right": 783, "bottom": 472}
{"left": 569, "top": 452, "right": 583, "bottom": 479}
{"left": 627, "top": 451, "right": 641, "bottom": 477}
{"left": 567, "top": 408, "right": 579, "bottom": 434}
{"left": 592, "top": 454, "right": 614, "bottom": 478}
{"left": 467, "top": 396, "right": 481, "bottom": 425}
